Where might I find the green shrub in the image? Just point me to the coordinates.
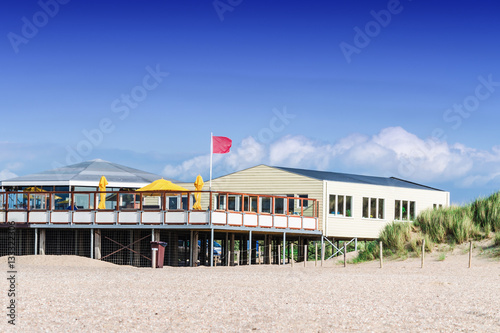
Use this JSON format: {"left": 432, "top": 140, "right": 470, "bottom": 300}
{"left": 495, "top": 233, "right": 500, "bottom": 246}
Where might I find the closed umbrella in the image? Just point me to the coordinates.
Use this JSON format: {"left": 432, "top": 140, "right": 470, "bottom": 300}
{"left": 193, "top": 175, "right": 204, "bottom": 210}
{"left": 98, "top": 176, "right": 108, "bottom": 209}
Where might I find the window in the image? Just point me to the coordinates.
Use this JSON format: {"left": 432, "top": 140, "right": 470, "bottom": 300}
{"left": 395, "top": 200, "right": 416, "bottom": 221}
{"left": 243, "top": 196, "right": 257, "bottom": 212}
{"left": 275, "top": 197, "right": 285, "bottom": 214}
{"left": 216, "top": 195, "right": 226, "bottom": 210}
{"left": 260, "top": 197, "right": 271, "bottom": 213}
{"left": 363, "top": 197, "right": 369, "bottom": 218}
{"left": 402, "top": 201, "right": 408, "bottom": 220}
{"left": 363, "top": 197, "right": 385, "bottom": 219}
{"left": 298, "top": 194, "right": 309, "bottom": 207}
{"left": 378, "top": 199, "right": 385, "bottom": 219}
{"left": 329, "top": 195, "right": 352, "bottom": 217}
{"left": 228, "top": 195, "right": 241, "bottom": 211}
{"left": 168, "top": 196, "right": 178, "bottom": 210}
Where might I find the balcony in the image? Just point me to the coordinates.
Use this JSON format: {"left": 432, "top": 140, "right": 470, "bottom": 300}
{"left": 0, "top": 191, "right": 319, "bottom": 231}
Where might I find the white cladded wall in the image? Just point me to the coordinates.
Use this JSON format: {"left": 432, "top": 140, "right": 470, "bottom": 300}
{"left": 324, "top": 180, "right": 449, "bottom": 239}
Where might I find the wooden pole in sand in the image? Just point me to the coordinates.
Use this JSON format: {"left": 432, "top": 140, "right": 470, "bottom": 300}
{"left": 468, "top": 241, "right": 472, "bottom": 268}
{"left": 291, "top": 243, "right": 294, "bottom": 267}
{"left": 315, "top": 242, "right": 318, "bottom": 267}
{"left": 379, "top": 241, "right": 383, "bottom": 269}
{"left": 343, "top": 242, "right": 347, "bottom": 267}
{"left": 421, "top": 238, "right": 425, "bottom": 268}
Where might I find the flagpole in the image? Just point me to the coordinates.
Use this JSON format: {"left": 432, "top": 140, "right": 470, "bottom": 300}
{"left": 210, "top": 132, "right": 213, "bottom": 191}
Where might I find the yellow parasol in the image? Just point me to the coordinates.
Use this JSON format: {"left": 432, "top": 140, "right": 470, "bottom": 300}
{"left": 193, "top": 174, "right": 204, "bottom": 210}
{"left": 98, "top": 176, "right": 108, "bottom": 209}
{"left": 136, "top": 179, "right": 188, "bottom": 194}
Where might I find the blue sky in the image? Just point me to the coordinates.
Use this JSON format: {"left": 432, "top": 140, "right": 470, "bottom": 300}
{"left": 1, "top": 0, "right": 499, "bottom": 204}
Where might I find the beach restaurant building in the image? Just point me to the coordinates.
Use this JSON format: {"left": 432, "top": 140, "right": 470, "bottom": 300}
{"left": 0, "top": 161, "right": 448, "bottom": 267}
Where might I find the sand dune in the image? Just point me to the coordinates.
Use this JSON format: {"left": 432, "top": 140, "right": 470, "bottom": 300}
{"left": 1, "top": 245, "right": 499, "bottom": 332}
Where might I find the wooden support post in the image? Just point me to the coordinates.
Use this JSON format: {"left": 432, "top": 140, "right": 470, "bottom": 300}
{"left": 421, "top": 239, "right": 425, "bottom": 268}
{"left": 94, "top": 229, "right": 101, "bottom": 260}
{"left": 210, "top": 228, "right": 214, "bottom": 267}
{"left": 468, "top": 241, "right": 472, "bottom": 268}
{"left": 34, "top": 228, "right": 39, "bottom": 256}
{"left": 379, "top": 241, "right": 383, "bottom": 269}
{"left": 152, "top": 248, "right": 157, "bottom": 268}
{"left": 321, "top": 243, "right": 325, "bottom": 267}
{"left": 304, "top": 244, "right": 307, "bottom": 267}
{"left": 267, "top": 236, "right": 272, "bottom": 265}
{"left": 230, "top": 233, "right": 235, "bottom": 266}
{"left": 278, "top": 245, "right": 281, "bottom": 266}
{"left": 282, "top": 232, "right": 286, "bottom": 266}
{"left": 225, "top": 232, "right": 229, "bottom": 266}
{"left": 228, "top": 250, "right": 231, "bottom": 266}
{"left": 39, "top": 229, "right": 46, "bottom": 255}
{"left": 343, "top": 242, "right": 346, "bottom": 267}
{"left": 291, "top": 243, "right": 294, "bottom": 267}
{"left": 192, "top": 231, "right": 199, "bottom": 267}
{"left": 236, "top": 250, "right": 240, "bottom": 265}
{"left": 315, "top": 242, "right": 318, "bottom": 267}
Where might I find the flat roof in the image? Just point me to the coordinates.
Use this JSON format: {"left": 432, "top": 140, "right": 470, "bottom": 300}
{"left": 274, "top": 166, "right": 443, "bottom": 191}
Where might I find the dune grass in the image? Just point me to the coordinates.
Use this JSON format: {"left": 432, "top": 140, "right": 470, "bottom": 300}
{"left": 353, "top": 191, "right": 500, "bottom": 263}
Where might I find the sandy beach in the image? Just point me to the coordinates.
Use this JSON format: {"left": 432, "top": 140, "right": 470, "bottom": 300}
{"left": 1, "top": 244, "right": 499, "bottom": 333}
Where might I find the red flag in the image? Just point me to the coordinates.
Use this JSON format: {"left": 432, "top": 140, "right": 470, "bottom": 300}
{"left": 213, "top": 136, "right": 232, "bottom": 154}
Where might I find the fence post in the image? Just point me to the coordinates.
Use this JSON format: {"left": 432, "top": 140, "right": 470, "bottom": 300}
{"left": 421, "top": 238, "right": 425, "bottom": 268}
{"left": 468, "top": 241, "right": 472, "bottom": 268}
{"left": 379, "top": 241, "right": 383, "bottom": 269}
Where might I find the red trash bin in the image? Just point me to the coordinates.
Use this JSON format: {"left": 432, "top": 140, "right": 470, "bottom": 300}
{"left": 151, "top": 241, "right": 167, "bottom": 268}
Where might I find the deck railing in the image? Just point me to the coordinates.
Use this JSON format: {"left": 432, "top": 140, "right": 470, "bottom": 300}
{"left": 0, "top": 191, "right": 319, "bottom": 230}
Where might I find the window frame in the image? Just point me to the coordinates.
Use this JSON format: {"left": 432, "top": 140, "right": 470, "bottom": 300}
{"left": 362, "top": 197, "right": 385, "bottom": 220}
{"left": 395, "top": 199, "right": 416, "bottom": 221}
{"left": 329, "top": 194, "right": 353, "bottom": 217}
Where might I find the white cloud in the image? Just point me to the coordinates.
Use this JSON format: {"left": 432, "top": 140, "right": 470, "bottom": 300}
{"left": 162, "top": 126, "right": 500, "bottom": 188}
{"left": 0, "top": 169, "right": 17, "bottom": 181}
